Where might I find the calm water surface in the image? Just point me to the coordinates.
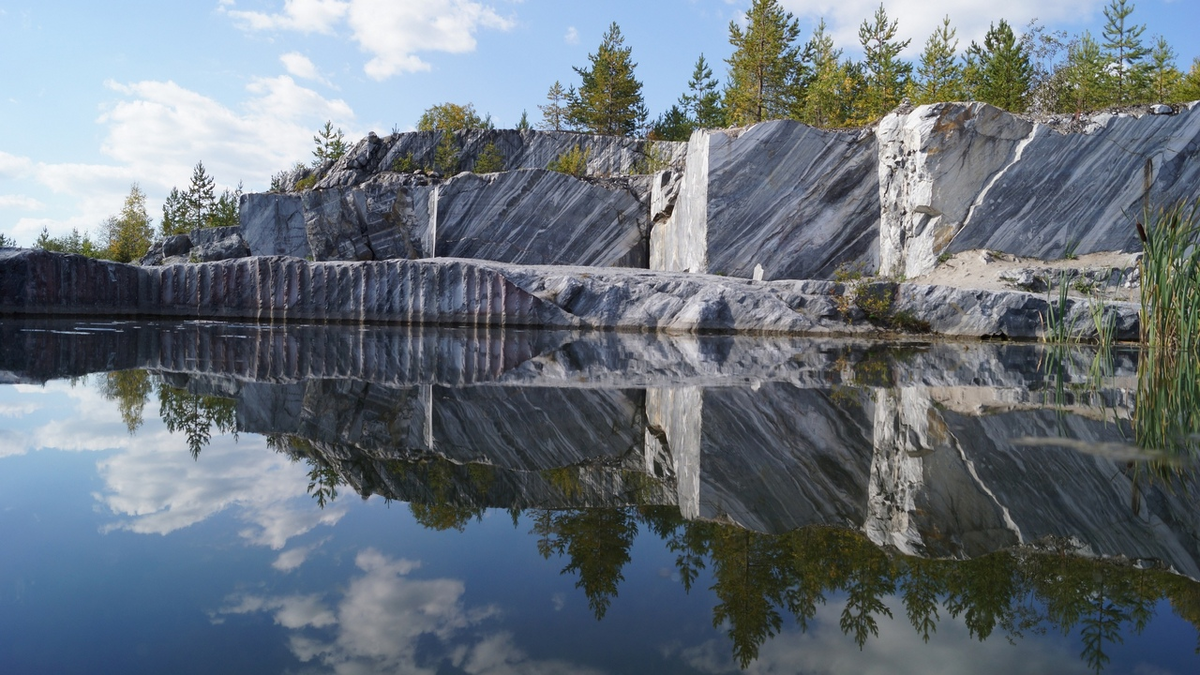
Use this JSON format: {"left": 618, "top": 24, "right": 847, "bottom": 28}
{"left": 1, "top": 319, "right": 1198, "bottom": 674}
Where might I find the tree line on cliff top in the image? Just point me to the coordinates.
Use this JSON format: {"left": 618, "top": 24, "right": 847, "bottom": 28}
{"left": 525, "top": 0, "right": 1200, "bottom": 141}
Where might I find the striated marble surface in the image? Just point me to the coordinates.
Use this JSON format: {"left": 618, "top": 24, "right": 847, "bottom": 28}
{"left": 0, "top": 249, "right": 1142, "bottom": 340}
{"left": 661, "top": 121, "right": 880, "bottom": 280}
{"left": 880, "top": 101, "right": 1200, "bottom": 277}
{"left": 435, "top": 169, "right": 649, "bottom": 267}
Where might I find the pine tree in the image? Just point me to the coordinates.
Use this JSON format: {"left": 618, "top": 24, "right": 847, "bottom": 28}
{"left": 103, "top": 183, "right": 154, "bottom": 263}
{"left": 1101, "top": 0, "right": 1149, "bottom": 105}
{"left": 312, "top": 121, "right": 347, "bottom": 167}
{"left": 798, "top": 19, "right": 847, "bottom": 127}
{"left": 210, "top": 182, "right": 243, "bottom": 229}
{"left": 969, "top": 20, "right": 1033, "bottom": 112}
{"left": 1178, "top": 58, "right": 1200, "bottom": 102}
{"left": 1058, "top": 32, "right": 1109, "bottom": 112}
{"left": 185, "top": 161, "right": 216, "bottom": 230}
{"left": 912, "top": 16, "right": 965, "bottom": 105}
{"left": 723, "top": 0, "right": 804, "bottom": 125}
{"left": 682, "top": 54, "right": 724, "bottom": 128}
{"left": 858, "top": 3, "right": 912, "bottom": 120}
{"left": 649, "top": 104, "right": 693, "bottom": 141}
{"left": 516, "top": 110, "right": 532, "bottom": 131}
{"left": 1147, "top": 36, "right": 1182, "bottom": 102}
{"left": 161, "top": 187, "right": 189, "bottom": 237}
{"left": 568, "top": 23, "right": 648, "bottom": 136}
{"left": 538, "top": 81, "right": 570, "bottom": 131}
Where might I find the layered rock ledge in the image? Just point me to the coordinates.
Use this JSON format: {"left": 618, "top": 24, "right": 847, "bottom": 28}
{"left": 0, "top": 248, "right": 1138, "bottom": 341}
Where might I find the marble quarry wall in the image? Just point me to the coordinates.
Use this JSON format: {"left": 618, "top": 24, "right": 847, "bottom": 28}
{"left": 240, "top": 102, "right": 1198, "bottom": 282}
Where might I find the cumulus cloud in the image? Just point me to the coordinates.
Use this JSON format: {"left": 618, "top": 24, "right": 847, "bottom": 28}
{"left": 3, "top": 76, "right": 354, "bottom": 243}
{"left": 227, "top": 0, "right": 515, "bottom": 79}
{"left": 0, "top": 195, "right": 43, "bottom": 210}
{"left": 273, "top": 538, "right": 329, "bottom": 572}
{"left": 218, "top": 548, "right": 604, "bottom": 675}
{"left": 777, "top": 0, "right": 1107, "bottom": 55}
{"left": 224, "top": 0, "right": 349, "bottom": 33}
{"left": 564, "top": 26, "right": 579, "bottom": 45}
{"left": 280, "top": 51, "right": 333, "bottom": 86}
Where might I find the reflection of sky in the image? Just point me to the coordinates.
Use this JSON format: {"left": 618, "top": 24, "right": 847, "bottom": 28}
{"left": 1, "top": 378, "right": 1199, "bottom": 673}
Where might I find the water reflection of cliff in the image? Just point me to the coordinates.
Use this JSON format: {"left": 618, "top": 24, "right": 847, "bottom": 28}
{"left": 4, "top": 319, "right": 1200, "bottom": 669}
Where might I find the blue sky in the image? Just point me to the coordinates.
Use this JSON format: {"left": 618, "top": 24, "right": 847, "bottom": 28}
{"left": 1, "top": 0, "right": 1197, "bottom": 247}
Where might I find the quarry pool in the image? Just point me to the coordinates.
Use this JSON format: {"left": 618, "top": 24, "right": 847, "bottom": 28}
{"left": 1, "top": 319, "right": 1198, "bottom": 674}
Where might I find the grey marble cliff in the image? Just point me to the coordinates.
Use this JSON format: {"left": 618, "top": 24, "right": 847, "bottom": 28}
{"left": 654, "top": 121, "right": 880, "bottom": 280}
{"left": 879, "top": 101, "right": 1200, "bottom": 277}
{"left": 237, "top": 102, "right": 1197, "bottom": 288}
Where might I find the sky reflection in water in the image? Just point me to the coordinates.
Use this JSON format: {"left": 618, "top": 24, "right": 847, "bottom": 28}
{"left": 0, "top": 321, "right": 1198, "bottom": 674}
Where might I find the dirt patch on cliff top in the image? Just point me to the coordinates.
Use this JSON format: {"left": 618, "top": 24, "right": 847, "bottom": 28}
{"left": 911, "top": 249, "right": 1141, "bottom": 302}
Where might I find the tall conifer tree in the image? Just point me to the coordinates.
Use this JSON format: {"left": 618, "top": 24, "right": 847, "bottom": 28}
{"left": 969, "top": 20, "right": 1033, "bottom": 112}
{"left": 568, "top": 23, "right": 648, "bottom": 136}
{"left": 913, "top": 16, "right": 964, "bottom": 105}
{"left": 723, "top": 0, "right": 804, "bottom": 125}
{"left": 1101, "top": 0, "right": 1149, "bottom": 104}
{"left": 858, "top": 4, "right": 911, "bottom": 120}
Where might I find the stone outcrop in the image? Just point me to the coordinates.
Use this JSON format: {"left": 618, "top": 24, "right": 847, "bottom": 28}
{"left": 139, "top": 226, "right": 250, "bottom": 265}
{"left": 879, "top": 101, "right": 1200, "bottom": 278}
{"left": 0, "top": 249, "right": 1142, "bottom": 340}
{"left": 308, "top": 129, "right": 686, "bottom": 190}
{"left": 654, "top": 121, "right": 880, "bottom": 280}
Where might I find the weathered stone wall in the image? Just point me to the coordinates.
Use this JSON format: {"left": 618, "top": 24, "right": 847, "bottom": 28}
{"left": 880, "top": 101, "right": 1200, "bottom": 278}
{"left": 660, "top": 121, "right": 881, "bottom": 280}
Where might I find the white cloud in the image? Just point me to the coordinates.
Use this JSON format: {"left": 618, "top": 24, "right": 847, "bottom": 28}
{"left": 2, "top": 77, "right": 355, "bottom": 243}
{"left": 777, "top": 0, "right": 1107, "bottom": 56}
{"left": 0, "top": 402, "right": 41, "bottom": 417}
{"left": 280, "top": 51, "right": 333, "bottom": 86}
{"left": 224, "top": 0, "right": 349, "bottom": 33}
{"left": 227, "top": 0, "right": 515, "bottom": 79}
{"left": 0, "top": 195, "right": 43, "bottom": 210}
{"left": 564, "top": 26, "right": 579, "bottom": 45}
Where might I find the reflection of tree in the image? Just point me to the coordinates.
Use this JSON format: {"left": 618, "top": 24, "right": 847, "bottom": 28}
{"left": 524, "top": 503, "right": 1200, "bottom": 672}
{"left": 534, "top": 508, "right": 637, "bottom": 620}
{"left": 158, "top": 384, "right": 237, "bottom": 459}
{"left": 98, "top": 370, "right": 153, "bottom": 433}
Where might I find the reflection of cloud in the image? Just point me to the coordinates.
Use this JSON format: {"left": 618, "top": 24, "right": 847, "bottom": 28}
{"left": 96, "top": 432, "right": 347, "bottom": 548}
{"left": 668, "top": 596, "right": 1088, "bottom": 675}
{"left": 274, "top": 538, "right": 330, "bottom": 572}
{"left": 220, "top": 548, "right": 605, "bottom": 675}
{"left": 0, "top": 402, "right": 40, "bottom": 417}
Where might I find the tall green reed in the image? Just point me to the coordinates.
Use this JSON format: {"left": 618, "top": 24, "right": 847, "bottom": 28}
{"left": 1134, "top": 199, "right": 1200, "bottom": 461}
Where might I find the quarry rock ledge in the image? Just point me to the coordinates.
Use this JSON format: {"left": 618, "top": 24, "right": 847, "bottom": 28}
{"left": 0, "top": 249, "right": 1139, "bottom": 341}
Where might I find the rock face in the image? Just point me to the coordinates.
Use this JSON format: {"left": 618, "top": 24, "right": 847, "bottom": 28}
{"left": 311, "top": 129, "right": 686, "bottom": 189}
{"left": 434, "top": 170, "right": 651, "bottom": 267}
{"left": 0, "top": 249, "right": 1141, "bottom": 340}
{"left": 656, "top": 121, "right": 880, "bottom": 280}
{"left": 879, "top": 101, "right": 1200, "bottom": 278}
{"left": 237, "top": 103, "right": 1200, "bottom": 284}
